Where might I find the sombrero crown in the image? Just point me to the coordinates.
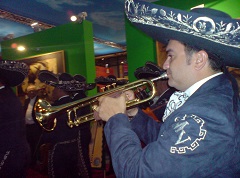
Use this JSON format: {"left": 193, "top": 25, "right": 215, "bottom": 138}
{"left": 125, "top": 0, "right": 240, "bottom": 68}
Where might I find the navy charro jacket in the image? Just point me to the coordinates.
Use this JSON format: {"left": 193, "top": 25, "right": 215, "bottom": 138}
{"left": 104, "top": 74, "right": 240, "bottom": 178}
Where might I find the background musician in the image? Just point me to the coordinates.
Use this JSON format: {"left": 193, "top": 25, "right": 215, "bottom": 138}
{"left": 134, "top": 61, "right": 176, "bottom": 122}
{"left": 38, "top": 70, "right": 93, "bottom": 178}
{"left": 0, "top": 60, "right": 30, "bottom": 177}
{"left": 24, "top": 84, "right": 43, "bottom": 169}
{"left": 71, "top": 74, "right": 96, "bottom": 178}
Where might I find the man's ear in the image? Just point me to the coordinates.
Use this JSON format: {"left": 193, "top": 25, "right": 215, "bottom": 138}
{"left": 194, "top": 50, "right": 208, "bottom": 70}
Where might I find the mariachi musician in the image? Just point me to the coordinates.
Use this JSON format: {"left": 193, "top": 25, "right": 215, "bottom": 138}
{"left": 134, "top": 61, "right": 176, "bottom": 122}
{"left": 38, "top": 70, "right": 95, "bottom": 178}
{"left": 23, "top": 84, "right": 43, "bottom": 168}
{"left": 0, "top": 60, "right": 30, "bottom": 177}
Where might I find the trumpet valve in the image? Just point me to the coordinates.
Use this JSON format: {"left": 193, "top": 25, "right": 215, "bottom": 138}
{"left": 92, "top": 105, "right": 98, "bottom": 112}
{"left": 67, "top": 120, "right": 74, "bottom": 128}
{"left": 100, "top": 87, "right": 105, "bottom": 92}
{"left": 111, "top": 83, "right": 117, "bottom": 88}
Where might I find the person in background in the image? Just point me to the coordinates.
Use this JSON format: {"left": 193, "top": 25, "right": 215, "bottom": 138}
{"left": 134, "top": 61, "right": 176, "bottom": 122}
{"left": 72, "top": 74, "right": 96, "bottom": 178}
{"left": 24, "top": 84, "right": 43, "bottom": 169}
{"left": 94, "top": 0, "right": 240, "bottom": 177}
{"left": 72, "top": 74, "right": 96, "bottom": 100}
{"left": 38, "top": 70, "right": 93, "bottom": 178}
{"left": 0, "top": 60, "right": 30, "bottom": 177}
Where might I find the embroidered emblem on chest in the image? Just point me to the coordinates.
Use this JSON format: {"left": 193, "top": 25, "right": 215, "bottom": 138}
{"left": 170, "top": 114, "right": 207, "bottom": 154}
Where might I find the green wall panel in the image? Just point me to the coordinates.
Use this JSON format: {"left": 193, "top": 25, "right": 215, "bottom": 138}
{"left": 125, "top": 18, "right": 156, "bottom": 82}
{"left": 1, "top": 20, "right": 97, "bottom": 96}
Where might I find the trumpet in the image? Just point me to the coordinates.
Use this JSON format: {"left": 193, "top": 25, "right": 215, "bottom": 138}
{"left": 34, "top": 72, "right": 168, "bottom": 131}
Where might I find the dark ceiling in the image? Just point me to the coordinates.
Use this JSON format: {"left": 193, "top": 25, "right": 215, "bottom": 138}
{"left": 0, "top": 0, "right": 155, "bottom": 57}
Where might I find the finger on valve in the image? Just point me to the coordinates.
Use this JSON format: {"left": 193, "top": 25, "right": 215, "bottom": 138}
{"left": 125, "top": 90, "right": 139, "bottom": 118}
{"left": 124, "top": 90, "right": 135, "bottom": 101}
{"left": 98, "top": 95, "right": 126, "bottom": 121}
{"left": 93, "top": 110, "right": 102, "bottom": 121}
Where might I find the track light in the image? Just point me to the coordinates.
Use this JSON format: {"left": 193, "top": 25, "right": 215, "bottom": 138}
{"left": 31, "top": 22, "right": 45, "bottom": 32}
{"left": 3, "top": 34, "right": 14, "bottom": 40}
{"left": 70, "top": 12, "right": 87, "bottom": 23}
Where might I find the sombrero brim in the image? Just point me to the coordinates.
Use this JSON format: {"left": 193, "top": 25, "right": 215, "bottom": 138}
{"left": 125, "top": 0, "right": 240, "bottom": 68}
{"left": 0, "top": 70, "right": 27, "bottom": 87}
{"left": 116, "top": 79, "right": 129, "bottom": 85}
{"left": 134, "top": 66, "right": 157, "bottom": 79}
{"left": 85, "top": 83, "right": 96, "bottom": 90}
{"left": 38, "top": 70, "right": 58, "bottom": 85}
{"left": 95, "top": 76, "right": 117, "bottom": 85}
{"left": 73, "top": 74, "right": 86, "bottom": 83}
{"left": 0, "top": 60, "right": 29, "bottom": 87}
{"left": 134, "top": 61, "right": 165, "bottom": 79}
{"left": 74, "top": 74, "right": 96, "bottom": 90}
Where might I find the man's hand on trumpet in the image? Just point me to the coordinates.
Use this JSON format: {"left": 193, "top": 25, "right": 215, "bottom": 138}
{"left": 94, "top": 90, "right": 139, "bottom": 122}
{"left": 125, "top": 90, "right": 139, "bottom": 118}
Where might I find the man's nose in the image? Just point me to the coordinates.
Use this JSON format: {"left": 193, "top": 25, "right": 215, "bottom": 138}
{"left": 163, "top": 59, "right": 169, "bottom": 70}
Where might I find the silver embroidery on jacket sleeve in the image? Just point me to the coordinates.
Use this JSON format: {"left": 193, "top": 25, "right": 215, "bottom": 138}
{"left": 170, "top": 114, "right": 207, "bottom": 154}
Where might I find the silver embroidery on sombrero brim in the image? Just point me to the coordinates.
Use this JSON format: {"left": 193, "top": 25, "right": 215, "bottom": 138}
{"left": 0, "top": 60, "right": 29, "bottom": 77}
{"left": 46, "top": 80, "right": 87, "bottom": 91}
{"left": 125, "top": 0, "right": 240, "bottom": 48}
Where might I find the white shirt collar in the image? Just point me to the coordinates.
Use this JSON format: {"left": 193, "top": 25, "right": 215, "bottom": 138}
{"left": 30, "top": 96, "right": 37, "bottom": 101}
{"left": 185, "top": 72, "right": 223, "bottom": 97}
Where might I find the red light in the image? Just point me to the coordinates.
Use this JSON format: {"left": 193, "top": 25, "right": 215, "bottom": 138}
{"left": 11, "top": 43, "right": 17, "bottom": 48}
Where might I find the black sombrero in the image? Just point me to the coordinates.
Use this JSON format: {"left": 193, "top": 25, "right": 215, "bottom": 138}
{"left": 73, "top": 74, "right": 96, "bottom": 91}
{"left": 38, "top": 70, "right": 95, "bottom": 92}
{"left": 95, "top": 75, "right": 129, "bottom": 86}
{"left": 0, "top": 60, "right": 29, "bottom": 87}
{"left": 38, "top": 70, "right": 58, "bottom": 84}
{"left": 95, "top": 75, "right": 117, "bottom": 85}
{"left": 134, "top": 61, "right": 166, "bottom": 79}
{"left": 125, "top": 0, "right": 240, "bottom": 68}
{"left": 38, "top": 70, "right": 76, "bottom": 91}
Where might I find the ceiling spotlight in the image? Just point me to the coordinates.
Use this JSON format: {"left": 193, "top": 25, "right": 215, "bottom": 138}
{"left": 70, "top": 12, "right": 87, "bottom": 23}
{"left": 31, "top": 22, "right": 44, "bottom": 32}
{"left": 70, "top": 16, "right": 77, "bottom": 22}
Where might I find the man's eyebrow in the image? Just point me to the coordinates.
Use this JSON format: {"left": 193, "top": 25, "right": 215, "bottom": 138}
{"left": 166, "top": 48, "right": 174, "bottom": 53}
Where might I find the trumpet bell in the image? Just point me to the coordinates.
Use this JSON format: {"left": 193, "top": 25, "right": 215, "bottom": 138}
{"left": 34, "top": 99, "right": 57, "bottom": 131}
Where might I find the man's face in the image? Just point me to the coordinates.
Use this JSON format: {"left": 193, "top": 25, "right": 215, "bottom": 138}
{"left": 51, "top": 87, "right": 60, "bottom": 102}
{"left": 27, "top": 90, "right": 37, "bottom": 99}
{"left": 163, "top": 40, "right": 194, "bottom": 91}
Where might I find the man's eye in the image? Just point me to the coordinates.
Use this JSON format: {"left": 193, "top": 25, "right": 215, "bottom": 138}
{"left": 167, "top": 55, "right": 173, "bottom": 60}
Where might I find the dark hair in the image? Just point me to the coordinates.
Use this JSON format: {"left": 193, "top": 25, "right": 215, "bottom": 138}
{"left": 183, "top": 43, "right": 223, "bottom": 72}
{"left": 207, "top": 52, "right": 224, "bottom": 71}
